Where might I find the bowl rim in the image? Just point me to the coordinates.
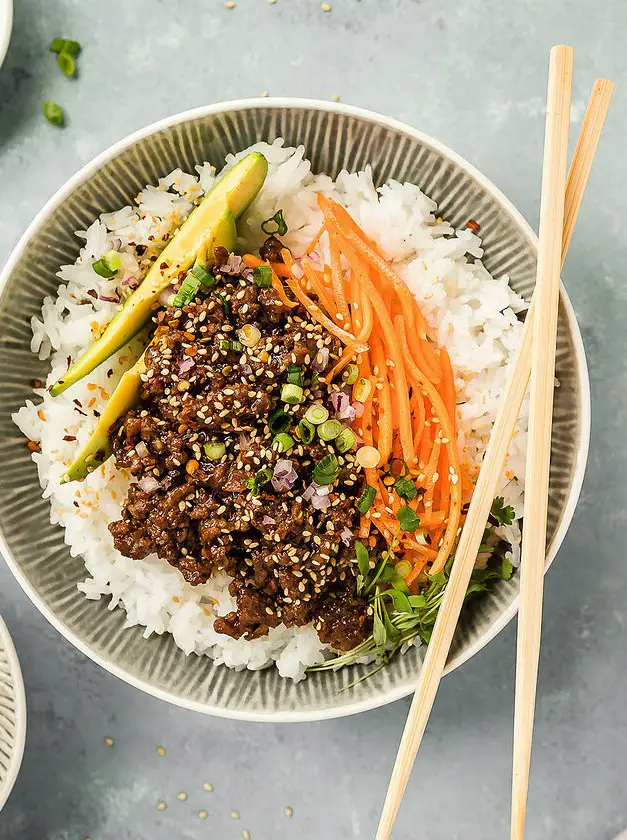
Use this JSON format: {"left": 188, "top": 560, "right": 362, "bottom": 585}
{"left": 0, "top": 0, "right": 12, "bottom": 71}
{"left": 0, "top": 613, "right": 26, "bottom": 810}
{"left": 0, "top": 97, "right": 590, "bottom": 722}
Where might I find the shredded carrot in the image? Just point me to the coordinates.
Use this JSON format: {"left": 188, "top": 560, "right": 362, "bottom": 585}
{"left": 370, "top": 337, "right": 393, "bottom": 463}
{"left": 329, "top": 235, "right": 351, "bottom": 326}
{"left": 300, "top": 259, "right": 338, "bottom": 319}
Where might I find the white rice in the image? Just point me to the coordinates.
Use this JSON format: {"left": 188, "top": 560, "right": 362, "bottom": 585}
{"left": 12, "top": 139, "right": 527, "bottom": 681}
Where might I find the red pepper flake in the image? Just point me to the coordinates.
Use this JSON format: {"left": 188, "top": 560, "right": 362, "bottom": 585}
{"left": 26, "top": 440, "right": 40, "bottom": 452}
{"left": 106, "top": 369, "right": 114, "bottom": 378}
{"left": 93, "top": 410, "right": 101, "bottom": 418}
{"left": 63, "top": 435, "right": 77, "bottom": 442}
{"left": 73, "top": 501, "right": 79, "bottom": 508}
{"left": 73, "top": 399, "right": 83, "bottom": 407}
{"left": 466, "top": 219, "right": 480, "bottom": 232}
{"left": 66, "top": 355, "right": 72, "bottom": 369}
{"left": 87, "top": 289, "right": 98, "bottom": 299}
{"left": 33, "top": 378, "right": 43, "bottom": 389}
{"left": 160, "top": 262, "right": 168, "bottom": 270}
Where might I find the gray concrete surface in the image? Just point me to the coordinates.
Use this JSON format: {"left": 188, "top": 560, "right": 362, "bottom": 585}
{"left": 0, "top": 1, "right": 625, "bottom": 838}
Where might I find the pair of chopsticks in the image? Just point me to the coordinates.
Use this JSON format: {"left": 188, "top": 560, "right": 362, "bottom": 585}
{"left": 376, "top": 47, "right": 614, "bottom": 840}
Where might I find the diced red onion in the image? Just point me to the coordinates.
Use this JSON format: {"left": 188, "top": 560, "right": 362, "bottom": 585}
{"left": 302, "top": 483, "right": 316, "bottom": 502}
{"left": 219, "top": 254, "right": 243, "bottom": 275}
{"left": 109, "top": 237, "right": 122, "bottom": 251}
{"left": 99, "top": 292, "right": 121, "bottom": 304}
{"left": 241, "top": 363, "right": 253, "bottom": 377}
{"left": 312, "top": 347, "right": 330, "bottom": 372}
{"left": 122, "top": 275, "right": 140, "bottom": 289}
{"left": 340, "top": 527, "right": 354, "bottom": 545}
{"left": 138, "top": 475, "right": 159, "bottom": 495}
{"left": 242, "top": 267, "right": 254, "bottom": 281}
{"left": 272, "top": 459, "right": 298, "bottom": 492}
{"left": 261, "top": 515, "right": 276, "bottom": 526}
{"left": 135, "top": 441, "right": 149, "bottom": 459}
{"left": 239, "top": 432, "right": 253, "bottom": 450}
{"left": 179, "top": 356, "right": 195, "bottom": 375}
{"left": 311, "top": 492, "right": 331, "bottom": 510}
{"left": 331, "top": 390, "right": 357, "bottom": 420}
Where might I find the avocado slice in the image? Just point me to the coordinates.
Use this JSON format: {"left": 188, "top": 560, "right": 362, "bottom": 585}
{"left": 61, "top": 350, "right": 148, "bottom": 483}
{"left": 50, "top": 152, "right": 268, "bottom": 397}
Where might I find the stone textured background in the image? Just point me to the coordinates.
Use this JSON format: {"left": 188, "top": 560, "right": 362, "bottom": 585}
{"left": 0, "top": 1, "right": 625, "bottom": 838}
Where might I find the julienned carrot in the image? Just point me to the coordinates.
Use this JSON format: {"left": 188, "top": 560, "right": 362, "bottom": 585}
{"left": 303, "top": 223, "right": 325, "bottom": 255}
{"left": 327, "top": 227, "right": 415, "bottom": 464}
{"left": 371, "top": 337, "right": 393, "bottom": 463}
{"left": 411, "top": 393, "right": 426, "bottom": 451}
{"left": 281, "top": 250, "right": 368, "bottom": 352}
{"left": 329, "top": 235, "right": 351, "bottom": 325}
{"left": 326, "top": 348, "right": 356, "bottom": 382}
{"left": 300, "top": 259, "right": 338, "bottom": 320}
{"left": 439, "top": 347, "right": 456, "bottom": 436}
{"left": 356, "top": 280, "right": 374, "bottom": 342}
{"left": 395, "top": 316, "right": 462, "bottom": 573}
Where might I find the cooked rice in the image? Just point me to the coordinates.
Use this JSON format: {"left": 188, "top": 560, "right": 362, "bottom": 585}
{"left": 12, "top": 139, "right": 527, "bottom": 681}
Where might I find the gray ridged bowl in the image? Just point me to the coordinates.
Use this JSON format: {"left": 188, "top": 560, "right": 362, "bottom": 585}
{"left": 0, "top": 99, "right": 590, "bottom": 721}
{"left": 0, "top": 615, "right": 26, "bottom": 809}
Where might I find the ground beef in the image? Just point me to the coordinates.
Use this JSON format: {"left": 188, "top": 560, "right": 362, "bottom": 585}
{"left": 109, "top": 260, "right": 373, "bottom": 651}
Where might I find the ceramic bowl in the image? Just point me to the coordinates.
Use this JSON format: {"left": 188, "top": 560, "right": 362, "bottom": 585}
{"left": 0, "top": 0, "right": 12, "bottom": 70}
{"left": 0, "top": 99, "right": 590, "bottom": 721}
{"left": 0, "top": 614, "right": 26, "bottom": 810}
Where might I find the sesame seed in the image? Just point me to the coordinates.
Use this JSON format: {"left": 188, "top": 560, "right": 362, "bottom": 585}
{"left": 231, "top": 810, "right": 240, "bottom": 819}
{"left": 199, "top": 810, "right": 208, "bottom": 819}
{"left": 157, "top": 746, "right": 166, "bottom": 757}
{"left": 203, "top": 782, "right": 214, "bottom": 792}
{"left": 177, "top": 792, "right": 188, "bottom": 801}
{"left": 225, "top": 0, "right": 235, "bottom": 7}
{"left": 104, "top": 736, "right": 114, "bottom": 747}
{"left": 157, "top": 801, "right": 167, "bottom": 811}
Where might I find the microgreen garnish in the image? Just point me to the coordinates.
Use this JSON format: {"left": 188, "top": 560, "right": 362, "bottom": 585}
{"left": 490, "top": 496, "right": 516, "bottom": 526}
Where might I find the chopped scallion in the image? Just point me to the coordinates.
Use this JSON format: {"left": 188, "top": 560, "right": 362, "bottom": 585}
{"left": 305, "top": 404, "right": 329, "bottom": 425}
{"left": 286, "top": 365, "right": 303, "bottom": 387}
{"left": 394, "top": 559, "right": 413, "bottom": 580}
{"left": 298, "top": 419, "right": 315, "bottom": 444}
{"left": 204, "top": 441, "right": 226, "bottom": 460}
{"left": 281, "top": 383, "right": 303, "bottom": 404}
{"left": 353, "top": 377, "right": 372, "bottom": 403}
{"left": 172, "top": 275, "right": 201, "bottom": 308}
{"left": 57, "top": 51, "right": 76, "bottom": 77}
{"left": 394, "top": 476, "right": 417, "bottom": 501}
{"left": 273, "top": 432, "right": 295, "bottom": 453}
{"left": 42, "top": 101, "right": 64, "bottom": 127}
{"left": 261, "top": 209, "right": 288, "bottom": 236}
{"left": 342, "top": 364, "right": 359, "bottom": 385}
{"left": 312, "top": 454, "right": 340, "bottom": 485}
{"left": 356, "top": 485, "right": 376, "bottom": 514}
{"left": 92, "top": 249, "right": 122, "bottom": 279}
{"left": 50, "top": 38, "right": 80, "bottom": 56}
{"left": 318, "top": 419, "right": 342, "bottom": 441}
{"left": 335, "top": 427, "right": 357, "bottom": 453}
{"left": 191, "top": 264, "right": 216, "bottom": 288}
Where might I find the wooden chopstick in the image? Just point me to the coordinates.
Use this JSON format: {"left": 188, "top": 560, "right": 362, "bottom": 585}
{"left": 510, "top": 75, "right": 613, "bottom": 840}
{"left": 510, "top": 45, "right": 574, "bottom": 838}
{"left": 375, "top": 57, "right": 613, "bottom": 840}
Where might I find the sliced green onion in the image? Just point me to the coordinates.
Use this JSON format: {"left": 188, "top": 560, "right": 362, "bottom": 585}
{"left": 50, "top": 38, "right": 80, "bottom": 56}
{"left": 57, "top": 51, "right": 76, "bottom": 77}
{"left": 318, "top": 419, "right": 342, "bottom": 441}
{"left": 42, "top": 101, "right": 64, "bottom": 126}
{"left": 261, "top": 209, "right": 288, "bottom": 236}
{"left": 395, "top": 559, "right": 413, "bottom": 579}
{"left": 172, "top": 275, "right": 201, "bottom": 308}
{"left": 255, "top": 467, "right": 273, "bottom": 486}
{"left": 268, "top": 408, "right": 290, "bottom": 434}
{"left": 281, "top": 383, "right": 303, "bottom": 404}
{"left": 246, "top": 476, "right": 259, "bottom": 497}
{"left": 191, "top": 264, "right": 216, "bottom": 288}
{"left": 335, "top": 427, "right": 357, "bottom": 453}
{"left": 204, "top": 441, "right": 226, "bottom": 460}
{"left": 356, "top": 485, "right": 376, "bottom": 514}
{"left": 312, "top": 454, "right": 340, "bottom": 485}
{"left": 286, "top": 365, "right": 303, "bottom": 387}
{"left": 305, "top": 404, "right": 329, "bottom": 425}
{"left": 311, "top": 372, "right": 320, "bottom": 391}
{"left": 92, "top": 249, "right": 122, "bottom": 279}
{"left": 342, "top": 364, "right": 359, "bottom": 385}
{"left": 273, "top": 433, "right": 294, "bottom": 453}
{"left": 397, "top": 505, "right": 420, "bottom": 533}
{"left": 219, "top": 339, "right": 243, "bottom": 352}
{"left": 214, "top": 292, "right": 231, "bottom": 316}
{"left": 394, "top": 476, "right": 417, "bottom": 501}
{"left": 298, "top": 419, "right": 315, "bottom": 444}
{"left": 253, "top": 265, "right": 273, "bottom": 287}
{"left": 353, "top": 377, "right": 372, "bottom": 403}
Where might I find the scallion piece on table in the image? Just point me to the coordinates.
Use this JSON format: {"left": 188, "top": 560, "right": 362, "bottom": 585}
{"left": 335, "top": 427, "right": 357, "bottom": 453}
{"left": 281, "top": 383, "right": 303, "bottom": 404}
{"left": 353, "top": 377, "right": 372, "bottom": 403}
{"left": 342, "top": 364, "right": 359, "bottom": 385}
{"left": 356, "top": 484, "right": 376, "bottom": 514}
{"left": 204, "top": 441, "right": 226, "bottom": 460}
{"left": 172, "top": 275, "right": 201, "bottom": 308}
{"left": 92, "top": 249, "right": 122, "bottom": 279}
{"left": 273, "top": 432, "right": 295, "bottom": 453}
{"left": 50, "top": 38, "right": 80, "bottom": 56}
{"left": 191, "top": 264, "right": 216, "bottom": 288}
{"left": 312, "top": 454, "right": 340, "bottom": 485}
{"left": 305, "top": 404, "right": 329, "bottom": 425}
{"left": 253, "top": 265, "right": 273, "bottom": 287}
{"left": 57, "top": 51, "right": 76, "bottom": 77}
{"left": 42, "top": 101, "right": 64, "bottom": 126}
{"left": 318, "top": 419, "right": 342, "bottom": 441}
{"left": 298, "top": 419, "right": 315, "bottom": 444}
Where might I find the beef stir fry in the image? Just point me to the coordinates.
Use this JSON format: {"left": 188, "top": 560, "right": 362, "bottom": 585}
{"left": 108, "top": 253, "right": 372, "bottom": 650}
